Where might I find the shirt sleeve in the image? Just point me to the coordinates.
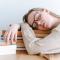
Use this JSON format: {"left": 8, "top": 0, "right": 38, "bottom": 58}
{"left": 21, "top": 23, "right": 42, "bottom": 54}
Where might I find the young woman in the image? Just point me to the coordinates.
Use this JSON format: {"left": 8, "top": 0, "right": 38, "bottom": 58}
{"left": 4, "top": 8, "right": 60, "bottom": 60}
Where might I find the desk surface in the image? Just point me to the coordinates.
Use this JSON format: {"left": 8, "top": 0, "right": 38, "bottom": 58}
{"left": 0, "top": 51, "right": 46, "bottom": 60}
{"left": 16, "top": 50, "right": 46, "bottom": 60}
{"left": 0, "top": 54, "right": 16, "bottom": 60}
{"left": 0, "top": 50, "right": 27, "bottom": 60}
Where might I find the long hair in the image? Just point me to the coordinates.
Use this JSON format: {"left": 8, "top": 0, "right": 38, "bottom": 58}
{"left": 23, "top": 8, "right": 45, "bottom": 23}
{"left": 23, "top": 8, "right": 60, "bottom": 22}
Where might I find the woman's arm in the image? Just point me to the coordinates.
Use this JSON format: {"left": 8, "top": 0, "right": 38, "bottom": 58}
{"left": 21, "top": 23, "right": 42, "bottom": 54}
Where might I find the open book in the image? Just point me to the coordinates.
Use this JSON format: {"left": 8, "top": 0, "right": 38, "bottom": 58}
{"left": 0, "top": 39, "right": 16, "bottom": 55}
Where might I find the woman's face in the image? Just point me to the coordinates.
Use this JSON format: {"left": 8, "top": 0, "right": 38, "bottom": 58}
{"left": 27, "top": 10, "right": 50, "bottom": 30}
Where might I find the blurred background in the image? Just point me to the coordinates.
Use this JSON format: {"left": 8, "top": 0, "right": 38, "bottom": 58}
{"left": 0, "top": 0, "right": 60, "bottom": 30}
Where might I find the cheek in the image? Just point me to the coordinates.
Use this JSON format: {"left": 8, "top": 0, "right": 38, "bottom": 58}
{"left": 28, "top": 19, "right": 34, "bottom": 25}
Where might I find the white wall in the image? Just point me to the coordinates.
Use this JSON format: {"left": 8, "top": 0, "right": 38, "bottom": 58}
{"left": 0, "top": 0, "right": 60, "bottom": 30}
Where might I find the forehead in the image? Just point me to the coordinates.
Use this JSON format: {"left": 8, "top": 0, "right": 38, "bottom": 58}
{"left": 28, "top": 8, "right": 44, "bottom": 17}
{"left": 28, "top": 10, "right": 41, "bottom": 18}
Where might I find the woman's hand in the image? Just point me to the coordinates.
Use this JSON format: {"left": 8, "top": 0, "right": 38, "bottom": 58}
{"left": 4, "top": 24, "right": 20, "bottom": 45}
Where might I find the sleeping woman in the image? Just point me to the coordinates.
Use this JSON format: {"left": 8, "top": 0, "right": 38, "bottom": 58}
{"left": 4, "top": 8, "right": 60, "bottom": 60}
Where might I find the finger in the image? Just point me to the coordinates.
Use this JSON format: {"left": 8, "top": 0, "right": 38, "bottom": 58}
{"left": 15, "top": 32, "right": 17, "bottom": 42}
{"left": 11, "top": 32, "right": 15, "bottom": 44}
{"left": 13, "top": 33, "right": 17, "bottom": 44}
{"left": 6, "top": 31, "right": 11, "bottom": 45}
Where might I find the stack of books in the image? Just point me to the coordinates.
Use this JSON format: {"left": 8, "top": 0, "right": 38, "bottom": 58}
{"left": 17, "top": 31, "right": 25, "bottom": 50}
{"left": 16, "top": 30, "right": 51, "bottom": 51}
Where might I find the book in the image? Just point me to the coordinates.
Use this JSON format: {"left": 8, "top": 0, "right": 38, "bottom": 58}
{"left": 0, "top": 31, "right": 16, "bottom": 55}
{"left": 17, "top": 30, "right": 51, "bottom": 50}
{"left": 0, "top": 40, "right": 16, "bottom": 55}
{"left": 17, "top": 39, "right": 25, "bottom": 48}
{"left": 34, "top": 30, "right": 51, "bottom": 34}
{"left": 17, "top": 30, "right": 51, "bottom": 37}
{"left": 35, "top": 33, "right": 49, "bottom": 38}
{"left": 17, "top": 37, "right": 23, "bottom": 40}
{"left": 17, "top": 47, "right": 26, "bottom": 50}
{"left": 17, "top": 30, "right": 51, "bottom": 38}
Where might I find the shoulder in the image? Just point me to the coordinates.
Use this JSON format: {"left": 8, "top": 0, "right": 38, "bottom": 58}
{"left": 20, "top": 22, "right": 30, "bottom": 28}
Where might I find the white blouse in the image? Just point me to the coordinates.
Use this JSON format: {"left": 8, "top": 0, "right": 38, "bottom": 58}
{"left": 21, "top": 23, "right": 60, "bottom": 55}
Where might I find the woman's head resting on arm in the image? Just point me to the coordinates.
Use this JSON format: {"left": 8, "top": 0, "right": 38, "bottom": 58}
{"left": 23, "top": 8, "right": 60, "bottom": 30}
{"left": 23, "top": 8, "right": 48, "bottom": 30}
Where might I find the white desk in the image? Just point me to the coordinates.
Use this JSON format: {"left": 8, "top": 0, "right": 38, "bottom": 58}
{"left": 0, "top": 54, "right": 17, "bottom": 60}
